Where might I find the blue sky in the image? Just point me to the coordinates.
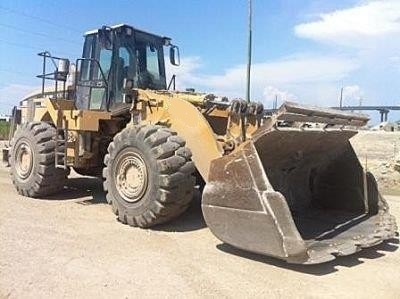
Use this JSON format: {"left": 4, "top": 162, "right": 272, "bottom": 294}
{"left": 0, "top": 0, "right": 399, "bottom": 123}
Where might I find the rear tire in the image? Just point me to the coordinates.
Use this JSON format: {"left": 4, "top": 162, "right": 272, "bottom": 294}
{"left": 9, "top": 122, "right": 68, "bottom": 197}
{"left": 103, "top": 124, "right": 195, "bottom": 227}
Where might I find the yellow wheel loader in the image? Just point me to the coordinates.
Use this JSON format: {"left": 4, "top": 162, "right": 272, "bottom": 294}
{"left": 7, "top": 24, "right": 397, "bottom": 264}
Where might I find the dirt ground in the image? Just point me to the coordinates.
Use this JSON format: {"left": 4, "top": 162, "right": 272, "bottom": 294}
{"left": 351, "top": 131, "right": 400, "bottom": 194}
{"left": 1, "top": 132, "right": 400, "bottom": 299}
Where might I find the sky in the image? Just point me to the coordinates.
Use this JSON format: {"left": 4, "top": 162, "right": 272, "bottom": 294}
{"left": 0, "top": 0, "right": 399, "bottom": 123}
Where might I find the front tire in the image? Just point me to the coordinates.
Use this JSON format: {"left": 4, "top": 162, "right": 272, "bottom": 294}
{"left": 9, "top": 122, "right": 68, "bottom": 197}
{"left": 103, "top": 125, "right": 195, "bottom": 227}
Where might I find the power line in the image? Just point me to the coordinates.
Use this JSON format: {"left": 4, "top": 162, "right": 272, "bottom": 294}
{"left": 0, "top": 69, "right": 49, "bottom": 83}
{"left": 0, "top": 38, "right": 81, "bottom": 58}
{"left": 0, "top": 68, "right": 35, "bottom": 78}
{"left": 0, "top": 23, "right": 79, "bottom": 45}
{"left": 0, "top": 38, "right": 43, "bottom": 51}
{"left": 0, "top": 5, "right": 82, "bottom": 34}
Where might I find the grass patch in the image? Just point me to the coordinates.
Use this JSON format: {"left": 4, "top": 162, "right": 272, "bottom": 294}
{"left": 0, "top": 122, "right": 10, "bottom": 140}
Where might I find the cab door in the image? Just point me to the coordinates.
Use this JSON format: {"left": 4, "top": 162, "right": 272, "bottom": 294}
{"left": 75, "top": 33, "right": 113, "bottom": 111}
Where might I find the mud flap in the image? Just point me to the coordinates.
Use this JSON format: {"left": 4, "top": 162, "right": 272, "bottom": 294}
{"left": 202, "top": 127, "right": 398, "bottom": 264}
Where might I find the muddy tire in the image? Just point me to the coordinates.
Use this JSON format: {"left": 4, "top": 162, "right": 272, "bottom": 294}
{"left": 9, "top": 122, "right": 68, "bottom": 197}
{"left": 103, "top": 125, "right": 195, "bottom": 227}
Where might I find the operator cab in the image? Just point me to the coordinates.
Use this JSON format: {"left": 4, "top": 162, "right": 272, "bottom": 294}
{"left": 75, "top": 24, "right": 179, "bottom": 111}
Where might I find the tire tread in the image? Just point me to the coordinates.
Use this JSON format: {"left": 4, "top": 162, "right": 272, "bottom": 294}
{"left": 103, "top": 124, "right": 195, "bottom": 228}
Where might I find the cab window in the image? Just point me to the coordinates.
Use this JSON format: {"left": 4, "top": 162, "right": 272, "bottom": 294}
{"left": 146, "top": 45, "right": 161, "bottom": 81}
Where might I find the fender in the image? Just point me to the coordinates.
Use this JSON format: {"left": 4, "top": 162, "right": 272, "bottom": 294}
{"left": 140, "top": 91, "right": 223, "bottom": 181}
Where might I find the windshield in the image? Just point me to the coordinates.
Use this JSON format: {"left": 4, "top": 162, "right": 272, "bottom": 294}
{"left": 115, "top": 31, "right": 166, "bottom": 92}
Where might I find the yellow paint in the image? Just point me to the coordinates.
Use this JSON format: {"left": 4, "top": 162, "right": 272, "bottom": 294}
{"left": 26, "top": 89, "right": 260, "bottom": 181}
{"left": 38, "top": 99, "right": 111, "bottom": 131}
{"left": 139, "top": 90, "right": 223, "bottom": 180}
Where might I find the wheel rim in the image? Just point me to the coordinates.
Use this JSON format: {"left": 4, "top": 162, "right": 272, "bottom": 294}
{"left": 15, "top": 140, "right": 34, "bottom": 180}
{"left": 115, "top": 150, "right": 148, "bottom": 203}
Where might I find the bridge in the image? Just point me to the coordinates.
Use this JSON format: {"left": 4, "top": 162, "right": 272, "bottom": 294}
{"left": 331, "top": 106, "right": 400, "bottom": 122}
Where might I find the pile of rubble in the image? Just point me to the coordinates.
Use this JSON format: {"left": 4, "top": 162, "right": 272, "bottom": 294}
{"left": 364, "top": 154, "right": 400, "bottom": 192}
{"left": 371, "top": 160, "right": 399, "bottom": 191}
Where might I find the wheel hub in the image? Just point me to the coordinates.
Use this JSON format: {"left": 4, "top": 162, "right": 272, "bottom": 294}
{"left": 116, "top": 151, "right": 148, "bottom": 203}
{"left": 15, "top": 141, "right": 33, "bottom": 180}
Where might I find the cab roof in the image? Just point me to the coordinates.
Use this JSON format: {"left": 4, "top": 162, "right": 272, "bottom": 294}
{"left": 84, "top": 24, "right": 170, "bottom": 41}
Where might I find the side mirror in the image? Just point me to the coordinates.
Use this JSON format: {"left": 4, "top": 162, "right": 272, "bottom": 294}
{"left": 169, "top": 45, "right": 180, "bottom": 66}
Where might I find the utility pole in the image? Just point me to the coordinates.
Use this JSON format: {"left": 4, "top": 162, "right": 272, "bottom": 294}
{"left": 246, "top": 0, "right": 252, "bottom": 103}
{"left": 339, "top": 87, "right": 344, "bottom": 108}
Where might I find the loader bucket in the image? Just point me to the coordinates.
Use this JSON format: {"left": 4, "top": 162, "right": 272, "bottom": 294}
{"left": 202, "top": 104, "right": 397, "bottom": 264}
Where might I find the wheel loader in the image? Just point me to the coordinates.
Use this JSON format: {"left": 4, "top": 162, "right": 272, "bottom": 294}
{"left": 6, "top": 24, "right": 397, "bottom": 264}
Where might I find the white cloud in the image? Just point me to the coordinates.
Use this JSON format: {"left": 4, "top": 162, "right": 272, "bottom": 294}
{"left": 207, "top": 55, "right": 358, "bottom": 89}
{"left": 295, "top": 0, "right": 400, "bottom": 47}
{"left": 165, "top": 1, "right": 399, "bottom": 110}
{"left": 165, "top": 56, "right": 202, "bottom": 90}
{"left": 342, "top": 84, "right": 362, "bottom": 99}
{"left": 292, "top": 0, "right": 400, "bottom": 112}
{"left": 263, "top": 86, "right": 298, "bottom": 108}
{"left": 389, "top": 55, "right": 400, "bottom": 70}
{"left": 340, "top": 85, "right": 364, "bottom": 106}
{"left": 0, "top": 84, "right": 35, "bottom": 114}
{"left": 390, "top": 56, "right": 400, "bottom": 63}
{"left": 165, "top": 54, "right": 359, "bottom": 106}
